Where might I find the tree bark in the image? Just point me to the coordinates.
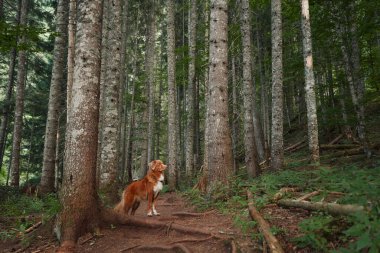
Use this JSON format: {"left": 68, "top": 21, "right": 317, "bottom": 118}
{"left": 10, "top": 0, "right": 28, "bottom": 187}
{"left": 206, "top": 0, "right": 233, "bottom": 195}
{"left": 300, "top": 0, "right": 320, "bottom": 164}
{"left": 99, "top": 0, "right": 122, "bottom": 202}
{"left": 58, "top": 0, "right": 103, "bottom": 244}
{"left": 239, "top": 0, "right": 260, "bottom": 178}
{"left": 66, "top": 0, "right": 76, "bottom": 121}
{"left": 146, "top": 0, "right": 157, "bottom": 166}
{"left": 167, "top": 0, "right": 177, "bottom": 191}
{"left": 270, "top": 0, "right": 284, "bottom": 171}
{"left": 185, "top": 0, "right": 197, "bottom": 177}
{"left": 40, "top": 0, "right": 69, "bottom": 194}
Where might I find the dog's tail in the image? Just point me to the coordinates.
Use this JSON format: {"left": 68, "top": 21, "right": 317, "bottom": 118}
{"left": 114, "top": 190, "right": 126, "bottom": 213}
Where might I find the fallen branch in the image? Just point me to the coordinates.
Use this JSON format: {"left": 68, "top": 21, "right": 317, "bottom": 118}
{"left": 277, "top": 199, "right": 365, "bottom": 215}
{"left": 247, "top": 190, "right": 285, "bottom": 253}
{"left": 80, "top": 235, "right": 95, "bottom": 245}
{"left": 273, "top": 187, "right": 300, "bottom": 201}
{"left": 25, "top": 221, "right": 42, "bottom": 234}
{"left": 284, "top": 140, "right": 306, "bottom": 152}
{"left": 120, "top": 243, "right": 191, "bottom": 253}
{"left": 230, "top": 240, "right": 238, "bottom": 253}
{"left": 328, "top": 134, "right": 343, "bottom": 145}
{"left": 323, "top": 147, "right": 364, "bottom": 158}
{"left": 320, "top": 144, "right": 360, "bottom": 150}
{"left": 295, "top": 191, "right": 320, "bottom": 201}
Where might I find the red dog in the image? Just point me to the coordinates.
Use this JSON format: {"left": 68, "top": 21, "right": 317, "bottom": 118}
{"left": 115, "top": 160, "right": 166, "bottom": 216}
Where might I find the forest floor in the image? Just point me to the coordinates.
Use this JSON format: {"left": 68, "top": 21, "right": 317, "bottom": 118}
{"left": 0, "top": 192, "right": 258, "bottom": 253}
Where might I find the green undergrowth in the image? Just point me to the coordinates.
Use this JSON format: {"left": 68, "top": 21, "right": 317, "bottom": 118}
{"left": 0, "top": 187, "right": 60, "bottom": 241}
{"left": 182, "top": 159, "right": 380, "bottom": 252}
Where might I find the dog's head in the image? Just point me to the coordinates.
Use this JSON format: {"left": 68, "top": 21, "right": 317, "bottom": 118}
{"left": 149, "top": 160, "right": 167, "bottom": 172}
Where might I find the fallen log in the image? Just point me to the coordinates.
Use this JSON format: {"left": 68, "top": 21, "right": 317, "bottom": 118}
{"left": 295, "top": 191, "right": 320, "bottom": 201}
{"left": 277, "top": 199, "right": 365, "bottom": 215}
{"left": 320, "top": 144, "right": 360, "bottom": 150}
{"left": 247, "top": 190, "right": 285, "bottom": 253}
{"left": 284, "top": 140, "right": 306, "bottom": 152}
{"left": 322, "top": 147, "right": 364, "bottom": 159}
{"left": 328, "top": 134, "right": 343, "bottom": 145}
{"left": 25, "top": 221, "right": 42, "bottom": 234}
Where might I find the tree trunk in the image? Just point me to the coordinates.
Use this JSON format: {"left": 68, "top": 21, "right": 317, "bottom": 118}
{"left": 231, "top": 57, "right": 239, "bottom": 174}
{"left": 300, "top": 0, "right": 320, "bottom": 164}
{"left": 239, "top": 0, "right": 260, "bottom": 178}
{"left": 167, "top": 0, "right": 177, "bottom": 191}
{"left": 66, "top": 0, "right": 76, "bottom": 121}
{"left": 40, "top": 0, "right": 69, "bottom": 194}
{"left": 206, "top": 0, "right": 233, "bottom": 195}
{"left": 270, "top": 0, "right": 284, "bottom": 171}
{"left": 10, "top": 0, "right": 28, "bottom": 187}
{"left": 185, "top": 0, "right": 197, "bottom": 178}
{"left": 99, "top": 0, "right": 122, "bottom": 202}
{"left": 146, "top": 0, "right": 156, "bottom": 165}
{"left": 58, "top": 0, "right": 103, "bottom": 245}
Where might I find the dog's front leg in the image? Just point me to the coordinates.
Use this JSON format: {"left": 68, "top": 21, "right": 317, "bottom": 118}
{"left": 152, "top": 193, "right": 160, "bottom": 216}
{"left": 147, "top": 192, "right": 154, "bottom": 216}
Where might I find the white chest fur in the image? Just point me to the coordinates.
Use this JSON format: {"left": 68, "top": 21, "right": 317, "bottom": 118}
{"left": 153, "top": 181, "right": 163, "bottom": 194}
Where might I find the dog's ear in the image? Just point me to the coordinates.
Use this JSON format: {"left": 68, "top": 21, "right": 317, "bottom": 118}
{"left": 149, "top": 160, "right": 157, "bottom": 171}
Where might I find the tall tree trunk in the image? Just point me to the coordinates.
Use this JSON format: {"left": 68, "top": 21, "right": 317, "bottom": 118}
{"left": 231, "top": 57, "right": 239, "bottom": 174}
{"left": 167, "top": 0, "right": 177, "bottom": 191}
{"left": 207, "top": 0, "right": 233, "bottom": 195}
{"left": 0, "top": 0, "right": 21, "bottom": 177}
{"left": 40, "top": 0, "right": 69, "bottom": 194}
{"left": 99, "top": 0, "right": 122, "bottom": 202}
{"left": 66, "top": 0, "right": 76, "bottom": 121}
{"left": 300, "top": 0, "right": 319, "bottom": 164}
{"left": 270, "top": 0, "right": 284, "bottom": 171}
{"left": 239, "top": 0, "right": 260, "bottom": 178}
{"left": 185, "top": 0, "right": 197, "bottom": 177}
{"left": 146, "top": 0, "right": 156, "bottom": 166}
{"left": 10, "top": 0, "right": 28, "bottom": 187}
{"left": 58, "top": 0, "right": 103, "bottom": 245}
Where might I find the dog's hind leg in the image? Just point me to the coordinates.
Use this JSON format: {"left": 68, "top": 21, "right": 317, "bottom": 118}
{"left": 131, "top": 201, "right": 140, "bottom": 215}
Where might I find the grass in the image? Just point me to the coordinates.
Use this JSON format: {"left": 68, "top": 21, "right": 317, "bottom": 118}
{"left": 183, "top": 157, "right": 380, "bottom": 252}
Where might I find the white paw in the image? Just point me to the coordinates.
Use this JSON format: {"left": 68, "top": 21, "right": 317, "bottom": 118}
{"left": 147, "top": 211, "right": 153, "bottom": 217}
{"left": 153, "top": 211, "right": 160, "bottom": 216}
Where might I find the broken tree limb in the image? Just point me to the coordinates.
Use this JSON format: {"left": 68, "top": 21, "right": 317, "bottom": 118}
{"left": 247, "top": 190, "right": 285, "bottom": 253}
{"left": 24, "top": 221, "right": 42, "bottom": 234}
{"left": 328, "top": 134, "right": 343, "bottom": 145}
{"left": 295, "top": 191, "right": 320, "bottom": 201}
{"left": 284, "top": 140, "right": 306, "bottom": 152}
{"left": 277, "top": 199, "right": 365, "bottom": 215}
{"left": 273, "top": 187, "right": 300, "bottom": 201}
{"left": 320, "top": 144, "right": 360, "bottom": 150}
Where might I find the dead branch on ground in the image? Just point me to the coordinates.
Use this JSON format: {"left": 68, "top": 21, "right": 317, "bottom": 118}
{"left": 284, "top": 139, "right": 306, "bottom": 152}
{"left": 320, "top": 144, "right": 360, "bottom": 150}
{"left": 295, "top": 190, "right": 320, "bottom": 201}
{"left": 327, "top": 134, "right": 343, "bottom": 145}
{"left": 25, "top": 221, "right": 42, "bottom": 234}
{"left": 277, "top": 199, "right": 365, "bottom": 215}
{"left": 273, "top": 187, "right": 300, "bottom": 201}
{"left": 247, "top": 190, "right": 285, "bottom": 253}
{"left": 171, "top": 210, "right": 216, "bottom": 217}
{"left": 168, "top": 235, "right": 215, "bottom": 245}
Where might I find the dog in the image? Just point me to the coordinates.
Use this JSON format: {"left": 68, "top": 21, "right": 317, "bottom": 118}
{"left": 114, "top": 160, "right": 166, "bottom": 216}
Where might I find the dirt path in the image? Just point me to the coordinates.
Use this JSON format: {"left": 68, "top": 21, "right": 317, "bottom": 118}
{"left": 75, "top": 192, "right": 254, "bottom": 252}
{"left": 2, "top": 192, "right": 256, "bottom": 253}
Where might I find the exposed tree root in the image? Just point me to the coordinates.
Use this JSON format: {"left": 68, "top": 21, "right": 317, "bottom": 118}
{"left": 247, "top": 190, "right": 285, "bottom": 253}
{"left": 168, "top": 235, "right": 215, "bottom": 245}
{"left": 277, "top": 199, "right": 365, "bottom": 215}
{"left": 120, "top": 243, "right": 192, "bottom": 253}
{"left": 171, "top": 210, "right": 216, "bottom": 217}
